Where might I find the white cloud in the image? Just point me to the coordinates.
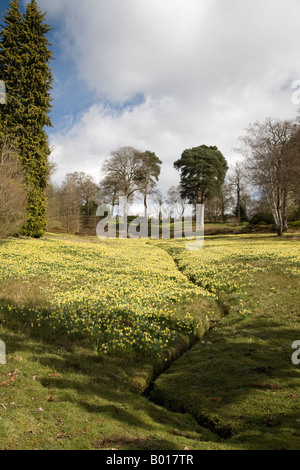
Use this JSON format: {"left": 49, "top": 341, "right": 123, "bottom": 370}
{"left": 37, "top": 0, "right": 300, "bottom": 190}
{"left": 50, "top": 97, "right": 183, "bottom": 189}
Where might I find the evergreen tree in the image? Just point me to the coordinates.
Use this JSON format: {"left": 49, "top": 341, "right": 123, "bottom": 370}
{"left": 0, "top": 0, "right": 24, "bottom": 138}
{"left": 174, "top": 145, "right": 228, "bottom": 205}
{"left": 233, "top": 203, "right": 248, "bottom": 222}
{"left": 0, "top": 0, "right": 53, "bottom": 237}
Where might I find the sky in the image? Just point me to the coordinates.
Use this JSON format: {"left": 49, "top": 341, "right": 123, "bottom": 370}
{"left": 1, "top": 0, "right": 300, "bottom": 192}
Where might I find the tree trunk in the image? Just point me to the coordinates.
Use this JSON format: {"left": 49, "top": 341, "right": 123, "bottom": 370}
{"left": 282, "top": 190, "right": 288, "bottom": 231}
{"left": 277, "top": 224, "right": 283, "bottom": 236}
{"left": 237, "top": 182, "right": 241, "bottom": 224}
{"left": 144, "top": 180, "right": 148, "bottom": 220}
{"left": 221, "top": 195, "right": 225, "bottom": 223}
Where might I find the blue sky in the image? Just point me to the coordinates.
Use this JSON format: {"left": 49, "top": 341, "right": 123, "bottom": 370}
{"left": 1, "top": 0, "right": 300, "bottom": 189}
{"left": 1, "top": 0, "right": 99, "bottom": 131}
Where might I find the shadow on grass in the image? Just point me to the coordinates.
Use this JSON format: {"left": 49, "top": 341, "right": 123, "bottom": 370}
{"left": 149, "top": 313, "right": 300, "bottom": 447}
{"left": 0, "top": 300, "right": 223, "bottom": 449}
{"left": 2, "top": 294, "right": 298, "bottom": 449}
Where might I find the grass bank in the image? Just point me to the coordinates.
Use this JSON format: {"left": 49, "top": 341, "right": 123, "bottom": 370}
{"left": 0, "top": 233, "right": 299, "bottom": 449}
{"left": 150, "top": 236, "right": 300, "bottom": 449}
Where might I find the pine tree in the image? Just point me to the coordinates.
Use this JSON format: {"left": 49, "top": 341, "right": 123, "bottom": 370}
{"left": 0, "top": 0, "right": 53, "bottom": 237}
{"left": 174, "top": 145, "right": 228, "bottom": 205}
{"left": 233, "top": 203, "right": 248, "bottom": 222}
{"left": 0, "top": 0, "right": 24, "bottom": 139}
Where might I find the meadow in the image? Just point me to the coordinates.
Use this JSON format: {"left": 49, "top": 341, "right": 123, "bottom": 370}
{"left": 0, "top": 233, "right": 299, "bottom": 449}
{"left": 0, "top": 236, "right": 213, "bottom": 357}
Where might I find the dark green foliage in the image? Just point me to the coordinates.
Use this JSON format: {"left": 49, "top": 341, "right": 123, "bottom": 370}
{"left": 0, "top": 0, "right": 23, "bottom": 138}
{"left": 233, "top": 203, "right": 248, "bottom": 222}
{"left": 249, "top": 212, "right": 274, "bottom": 225}
{"left": 289, "top": 220, "right": 300, "bottom": 228}
{"left": 174, "top": 145, "right": 228, "bottom": 205}
{"left": 0, "top": 0, "right": 53, "bottom": 237}
{"left": 287, "top": 204, "right": 300, "bottom": 222}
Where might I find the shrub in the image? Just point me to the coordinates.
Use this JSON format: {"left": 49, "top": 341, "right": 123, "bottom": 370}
{"left": 249, "top": 212, "right": 274, "bottom": 225}
{"left": 289, "top": 220, "right": 300, "bottom": 228}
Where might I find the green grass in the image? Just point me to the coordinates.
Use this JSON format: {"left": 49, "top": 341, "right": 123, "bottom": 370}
{"left": 0, "top": 305, "right": 228, "bottom": 450}
{"left": 150, "top": 238, "right": 300, "bottom": 449}
{"left": 0, "top": 234, "right": 223, "bottom": 450}
{"left": 0, "top": 233, "right": 299, "bottom": 449}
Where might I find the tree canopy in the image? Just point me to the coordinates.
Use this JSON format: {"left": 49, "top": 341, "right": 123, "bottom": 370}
{"left": 174, "top": 145, "right": 228, "bottom": 205}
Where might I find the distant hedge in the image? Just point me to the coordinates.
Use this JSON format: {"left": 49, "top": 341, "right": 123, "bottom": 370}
{"left": 249, "top": 212, "right": 274, "bottom": 225}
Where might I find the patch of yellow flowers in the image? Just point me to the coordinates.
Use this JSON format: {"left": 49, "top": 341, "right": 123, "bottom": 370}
{"left": 161, "top": 234, "right": 300, "bottom": 317}
{"left": 0, "top": 238, "right": 209, "bottom": 356}
{"left": 1, "top": 234, "right": 298, "bottom": 356}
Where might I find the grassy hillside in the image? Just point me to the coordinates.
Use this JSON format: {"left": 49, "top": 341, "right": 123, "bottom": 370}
{"left": 0, "top": 233, "right": 299, "bottom": 449}
{"left": 150, "top": 235, "right": 300, "bottom": 449}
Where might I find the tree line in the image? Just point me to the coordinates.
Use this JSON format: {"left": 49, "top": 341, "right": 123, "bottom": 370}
{"left": 46, "top": 122, "right": 300, "bottom": 238}
{"left": 0, "top": 1, "right": 299, "bottom": 238}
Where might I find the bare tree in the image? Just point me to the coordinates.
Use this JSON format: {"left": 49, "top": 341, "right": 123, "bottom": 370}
{"left": 46, "top": 182, "right": 62, "bottom": 230}
{"left": 46, "top": 172, "right": 101, "bottom": 234}
{"left": 71, "top": 172, "right": 100, "bottom": 216}
{"left": 228, "top": 162, "right": 246, "bottom": 223}
{"left": 150, "top": 189, "right": 166, "bottom": 224}
{"left": 238, "top": 118, "right": 300, "bottom": 236}
{"left": 205, "top": 195, "right": 225, "bottom": 222}
{"left": 60, "top": 174, "right": 81, "bottom": 234}
{"left": 166, "top": 185, "right": 186, "bottom": 218}
{"left": 100, "top": 147, "right": 162, "bottom": 222}
{"left": 286, "top": 127, "right": 300, "bottom": 206}
{"left": 220, "top": 182, "right": 235, "bottom": 222}
{"left": 99, "top": 174, "right": 121, "bottom": 207}
{"left": 101, "top": 146, "right": 144, "bottom": 203}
